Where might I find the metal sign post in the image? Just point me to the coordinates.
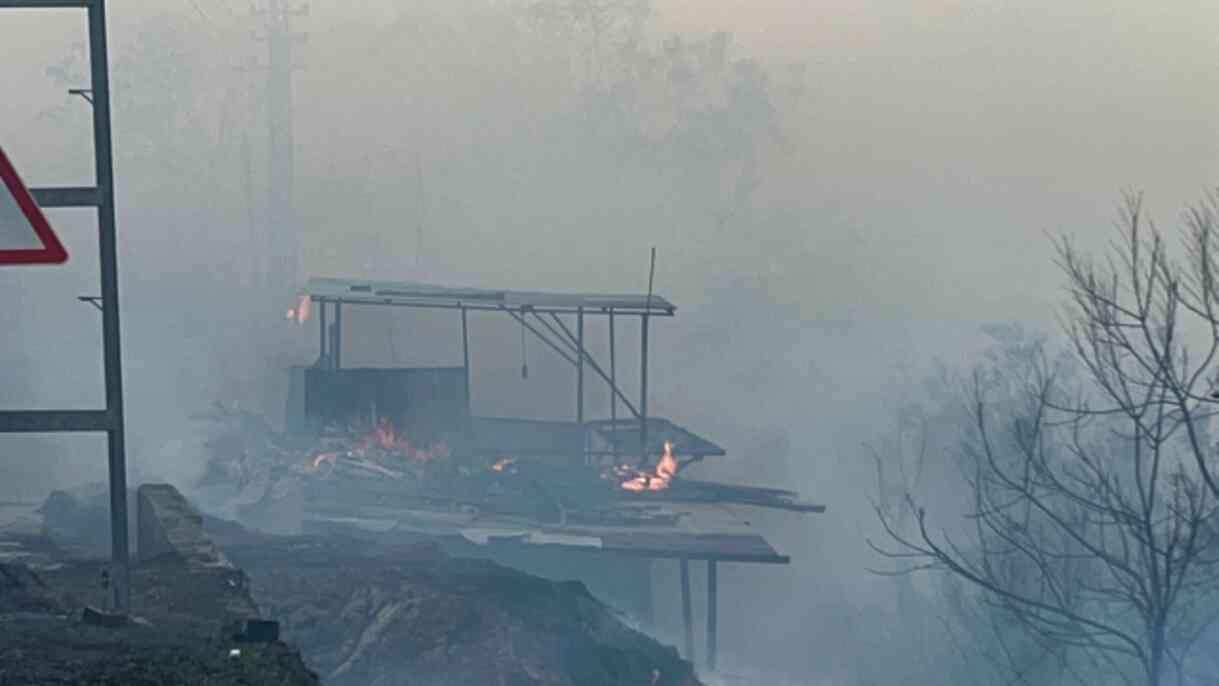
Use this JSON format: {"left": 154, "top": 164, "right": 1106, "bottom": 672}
{"left": 0, "top": 0, "right": 130, "bottom": 612}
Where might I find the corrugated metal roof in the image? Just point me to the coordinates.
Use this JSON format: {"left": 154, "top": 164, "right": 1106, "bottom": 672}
{"left": 302, "top": 277, "right": 676, "bottom": 315}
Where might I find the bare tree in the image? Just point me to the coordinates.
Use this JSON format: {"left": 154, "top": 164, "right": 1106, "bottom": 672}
{"left": 869, "top": 330, "right": 1079, "bottom": 686}
{"left": 875, "top": 194, "right": 1219, "bottom": 686}
{"left": 1057, "top": 192, "right": 1219, "bottom": 500}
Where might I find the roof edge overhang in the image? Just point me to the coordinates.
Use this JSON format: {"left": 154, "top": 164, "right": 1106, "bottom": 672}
{"left": 301, "top": 277, "right": 676, "bottom": 317}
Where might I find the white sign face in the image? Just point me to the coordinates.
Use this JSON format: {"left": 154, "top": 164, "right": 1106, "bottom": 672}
{"left": 0, "top": 146, "right": 67, "bottom": 265}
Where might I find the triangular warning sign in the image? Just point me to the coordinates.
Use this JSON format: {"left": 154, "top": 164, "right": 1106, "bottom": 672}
{"left": 0, "top": 146, "right": 67, "bottom": 265}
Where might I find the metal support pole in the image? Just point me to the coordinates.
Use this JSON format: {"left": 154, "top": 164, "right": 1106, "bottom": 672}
{"left": 638, "top": 558, "right": 654, "bottom": 629}
{"left": 318, "top": 300, "right": 327, "bottom": 365}
{"left": 609, "top": 309, "right": 616, "bottom": 458}
{"left": 542, "top": 312, "right": 640, "bottom": 419}
{"left": 639, "top": 314, "right": 649, "bottom": 462}
{"left": 640, "top": 247, "right": 655, "bottom": 463}
{"left": 461, "top": 307, "right": 471, "bottom": 417}
{"left": 505, "top": 310, "right": 577, "bottom": 366}
{"left": 707, "top": 560, "right": 718, "bottom": 672}
{"left": 576, "top": 308, "right": 584, "bottom": 424}
{"left": 333, "top": 302, "right": 343, "bottom": 369}
{"left": 680, "top": 558, "right": 694, "bottom": 662}
{"left": 89, "top": 0, "right": 129, "bottom": 614}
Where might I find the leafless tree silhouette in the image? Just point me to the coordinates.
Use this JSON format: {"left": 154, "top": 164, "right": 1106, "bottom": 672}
{"left": 876, "top": 194, "right": 1219, "bottom": 686}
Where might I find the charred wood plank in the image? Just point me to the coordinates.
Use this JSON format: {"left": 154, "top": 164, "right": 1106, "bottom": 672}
{"left": 618, "top": 479, "right": 826, "bottom": 513}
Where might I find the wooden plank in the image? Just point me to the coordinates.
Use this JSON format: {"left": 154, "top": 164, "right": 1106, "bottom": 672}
{"left": 620, "top": 479, "right": 826, "bottom": 513}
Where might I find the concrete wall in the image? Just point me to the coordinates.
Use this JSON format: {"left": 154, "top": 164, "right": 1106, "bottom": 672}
{"left": 137, "top": 483, "right": 231, "bottom": 568}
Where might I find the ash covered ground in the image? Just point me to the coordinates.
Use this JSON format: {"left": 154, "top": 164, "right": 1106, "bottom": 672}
{"left": 1, "top": 484, "right": 702, "bottom": 686}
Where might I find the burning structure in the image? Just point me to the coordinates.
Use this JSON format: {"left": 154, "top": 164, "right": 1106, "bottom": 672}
{"left": 204, "top": 276, "right": 823, "bottom": 671}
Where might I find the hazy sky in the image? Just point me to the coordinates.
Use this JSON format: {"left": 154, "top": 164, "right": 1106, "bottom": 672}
{"left": 3, "top": 0, "right": 1218, "bottom": 327}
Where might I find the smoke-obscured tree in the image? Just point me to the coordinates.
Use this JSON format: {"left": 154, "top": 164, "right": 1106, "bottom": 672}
{"left": 869, "top": 327, "right": 1081, "bottom": 686}
{"left": 875, "top": 196, "right": 1219, "bottom": 686}
{"left": 601, "top": 29, "right": 787, "bottom": 234}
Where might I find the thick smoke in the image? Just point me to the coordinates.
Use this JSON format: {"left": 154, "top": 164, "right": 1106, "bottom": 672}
{"left": 3, "top": 1, "right": 1219, "bottom": 682}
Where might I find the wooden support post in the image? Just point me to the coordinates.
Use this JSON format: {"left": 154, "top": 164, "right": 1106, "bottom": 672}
{"left": 707, "top": 559, "right": 718, "bottom": 672}
{"left": 680, "top": 557, "right": 694, "bottom": 663}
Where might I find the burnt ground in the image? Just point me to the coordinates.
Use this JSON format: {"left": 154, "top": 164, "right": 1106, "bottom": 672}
{"left": 0, "top": 615, "right": 317, "bottom": 686}
{"left": 0, "top": 551, "right": 318, "bottom": 686}
{"left": 6, "top": 487, "right": 702, "bottom": 686}
{"left": 215, "top": 529, "right": 703, "bottom": 686}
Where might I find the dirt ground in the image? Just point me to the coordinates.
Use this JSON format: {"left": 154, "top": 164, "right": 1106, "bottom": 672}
{"left": 0, "top": 614, "right": 317, "bottom": 686}
{"left": 4, "top": 487, "right": 703, "bottom": 686}
{"left": 0, "top": 528, "right": 318, "bottom": 686}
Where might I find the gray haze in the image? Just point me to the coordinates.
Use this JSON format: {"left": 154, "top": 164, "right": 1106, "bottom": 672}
{"left": 3, "top": 1, "right": 1219, "bottom": 682}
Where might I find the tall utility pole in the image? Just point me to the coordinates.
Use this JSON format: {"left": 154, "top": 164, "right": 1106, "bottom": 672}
{"left": 253, "top": 0, "right": 307, "bottom": 305}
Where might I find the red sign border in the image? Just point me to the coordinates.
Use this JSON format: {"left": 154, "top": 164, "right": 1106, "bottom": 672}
{"left": 0, "top": 146, "right": 68, "bottom": 265}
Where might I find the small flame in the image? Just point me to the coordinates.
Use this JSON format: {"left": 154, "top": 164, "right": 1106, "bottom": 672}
{"left": 620, "top": 441, "right": 678, "bottom": 491}
{"left": 296, "top": 295, "right": 312, "bottom": 324}
{"left": 491, "top": 457, "right": 516, "bottom": 472}
{"left": 287, "top": 296, "right": 312, "bottom": 324}
{"left": 311, "top": 451, "right": 339, "bottom": 470}
{"left": 373, "top": 419, "right": 397, "bottom": 450}
{"left": 305, "top": 419, "right": 450, "bottom": 470}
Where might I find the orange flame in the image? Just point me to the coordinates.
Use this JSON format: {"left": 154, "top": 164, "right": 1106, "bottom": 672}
{"left": 306, "top": 419, "right": 450, "bottom": 470}
{"left": 287, "top": 296, "right": 312, "bottom": 324}
{"left": 311, "top": 451, "right": 340, "bottom": 470}
{"left": 296, "top": 295, "right": 312, "bottom": 324}
{"left": 491, "top": 457, "right": 516, "bottom": 472}
{"left": 620, "top": 441, "right": 678, "bottom": 491}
